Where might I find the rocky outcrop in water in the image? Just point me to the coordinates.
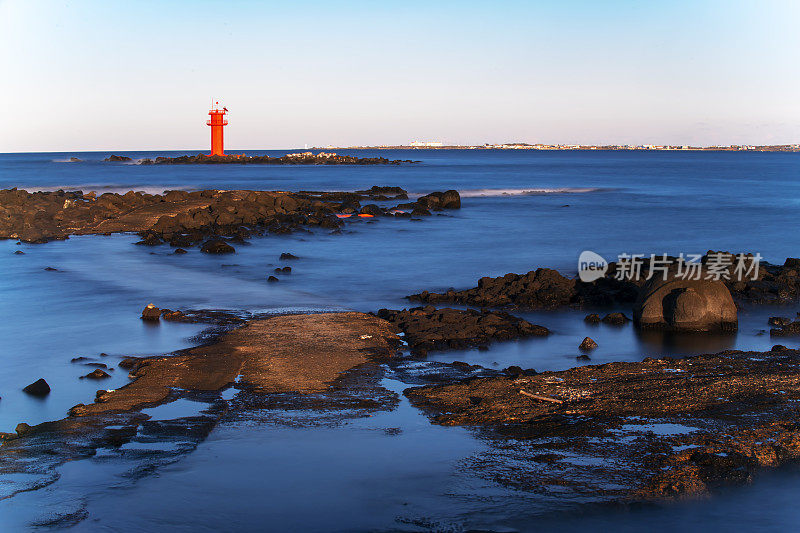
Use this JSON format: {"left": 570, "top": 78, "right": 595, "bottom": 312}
{"left": 634, "top": 273, "right": 738, "bottom": 331}
{"left": 405, "top": 347, "right": 800, "bottom": 502}
{"left": 0, "top": 186, "right": 455, "bottom": 244}
{"left": 409, "top": 253, "right": 800, "bottom": 310}
{"left": 22, "top": 379, "right": 50, "bottom": 396}
{"left": 103, "top": 155, "right": 132, "bottom": 162}
{"left": 376, "top": 306, "right": 549, "bottom": 354}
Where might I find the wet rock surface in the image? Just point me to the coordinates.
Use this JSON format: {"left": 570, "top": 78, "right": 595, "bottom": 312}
{"left": 405, "top": 348, "right": 800, "bottom": 502}
{"left": 22, "top": 379, "right": 51, "bottom": 396}
{"left": 633, "top": 269, "right": 738, "bottom": 331}
{"left": 69, "top": 312, "right": 401, "bottom": 416}
{"left": 0, "top": 312, "right": 407, "bottom": 518}
{"left": 409, "top": 253, "right": 800, "bottom": 310}
{"left": 0, "top": 186, "right": 455, "bottom": 244}
{"left": 376, "top": 306, "right": 549, "bottom": 354}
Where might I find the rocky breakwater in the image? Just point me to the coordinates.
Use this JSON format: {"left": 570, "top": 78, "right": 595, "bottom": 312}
{"left": 0, "top": 312, "right": 406, "bottom": 509}
{"left": 138, "top": 151, "right": 416, "bottom": 165}
{"left": 406, "top": 347, "right": 800, "bottom": 503}
{"left": 376, "top": 306, "right": 549, "bottom": 355}
{"left": 69, "top": 312, "right": 402, "bottom": 416}
{"left": 0, "top": 186, "right": 459, "bottom": 245}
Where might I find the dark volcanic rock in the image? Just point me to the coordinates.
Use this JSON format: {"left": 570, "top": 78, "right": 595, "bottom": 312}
{"left": 376, "top": 306, "right": 549, "bottom": 354}
{"left": 579, "top": 337, "right": 598, "bottom": 350}
{"left": 81, "top": 369, "right": 111, "bottom": 380}
{"left": 407, "top": 252, "right": 800, "bottom": 314}
{"left": 23, "top": 378, "right": 51, "bottom": 396}
{"left": 141, "top": 304, "right": 161, "bottom": 321}
{"left": 404, "top": 347, "right": 800, "bottom": 503}
{"left": 416, "top": 190, "right": 461, "bottom": 210}
{"left": 103, "top": 155, "right": 132, "bottom": 162}
{"left": 360, "top": 204, "right": 384, "bottom": 216}
{"left": 280, "top": 252, "right": 298, "bottom": 260}
{"left": 601, "top": 312, "right": 631, "bottom": 325}
{"left": 410, "top": 268, "right": 578, "bottom": 309}
{"left": 0, "top": 186, "right": 449, "bottom": 245}
{"left": 201, "top": 239, "right": 235, "bottom": 254}
{"left": 770, "top": 321, "right": 800, "bottom": 336}
{"left": 267, "top": 275, "right": 279, "bottom": 283}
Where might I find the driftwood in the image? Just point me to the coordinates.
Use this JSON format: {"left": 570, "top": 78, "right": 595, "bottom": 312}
{"left": 519, "top": 389, "right": 563, "bottom": 404}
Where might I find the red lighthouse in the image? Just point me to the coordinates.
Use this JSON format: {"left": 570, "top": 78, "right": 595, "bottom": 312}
{"left": 206, "top": 101, "right": 228, "bottom": 156}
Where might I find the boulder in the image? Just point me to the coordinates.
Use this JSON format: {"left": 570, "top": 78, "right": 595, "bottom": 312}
{"left": 417, "top": 190, "right": 461, "bottom": 210}
{"left": 633, "top": 274, "right": 737, "bottom": 331}
{"left": 267, "top": 275, "right": 279, "bottom": 283}
{"left": 141, "top": 304, "right": 161, "bottom": 321}
{"left": 104, "top": 155, "right": 132, "bottom": 162}
{"left": 201, "top": 239, "right": 235, "bottom": 254}
{"left": 360, "top": 204, "right": 383, "bottom": 216}
{"left": 601, "top": 312, "right": 630, "bottom": 325}
{"left": 579, "top": 337, "right": 598, "bottom": 350}
{"left": 82, "top": 369, "right": 111, "bottom": 380}
{"left": 22, "top": 378, "right": 50, "bottom": 396}
{"left": 280, "top": 252, "right": 298, "bottom": 260}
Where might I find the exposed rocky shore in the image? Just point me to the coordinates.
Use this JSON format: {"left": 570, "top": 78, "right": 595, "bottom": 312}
{"left": 376, "top": 306, "right": 549, "bottom": 355}
{"left": 409, "top": 252, "right": 800, "bottom": 310}
{"left": 0, "top": 186, "right": 460, "bottom": 244}
{"left": 405, "top": 347, "right": 800, "bottom": 502}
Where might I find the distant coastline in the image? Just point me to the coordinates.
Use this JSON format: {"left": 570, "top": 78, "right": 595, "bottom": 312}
{"left": 315, "top": 143, "right": 800, "bottom": 152}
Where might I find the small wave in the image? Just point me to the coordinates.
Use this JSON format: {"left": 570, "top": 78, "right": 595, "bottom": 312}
{"left": 457, "top": 187, "right": 601, "bottom": 197}
{"left": 52, "top": 158, "right": 80, "bottom": 163}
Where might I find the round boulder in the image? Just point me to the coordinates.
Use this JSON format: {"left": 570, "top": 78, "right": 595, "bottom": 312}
{"left": 633, "top": 274, "right": 737, "bottom": 331}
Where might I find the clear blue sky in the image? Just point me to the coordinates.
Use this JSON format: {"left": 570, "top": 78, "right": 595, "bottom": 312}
{"left": 1, "top": 0, "right": 798, "bottom": 151}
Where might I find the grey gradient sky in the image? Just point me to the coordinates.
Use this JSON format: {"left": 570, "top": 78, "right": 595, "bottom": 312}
{"left": 1, "top": 0, "right": 799, "bottom": 151}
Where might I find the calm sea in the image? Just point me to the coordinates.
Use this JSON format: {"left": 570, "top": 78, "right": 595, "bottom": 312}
{"left": 1, "top": 149, "right": 799, "bottom": 530}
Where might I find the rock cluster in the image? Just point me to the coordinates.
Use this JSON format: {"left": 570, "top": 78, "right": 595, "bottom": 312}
{"left": 410, "top": 268, "right": 582, "bottom": 309}
{"left": 0, "top": 186, "right": 457, "bottom": 245}
{"left": 770, "top": 320, "right": 800, "bottom": 336}
{"left": 408, "top": 253, "right": 800, "bottom": 311}
{"left": 393, "top": 189, "right": 462, "bottom": 216}
{"left": 376, "top": 306, "right": 549, "bottom": 354}
{"left": 103, "top": 154, "right": 132, "bottom": 162}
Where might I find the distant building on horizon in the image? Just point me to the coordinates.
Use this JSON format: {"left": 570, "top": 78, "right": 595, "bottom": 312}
{"left": 410, "top": 140, "right": 444, "bottom": 147}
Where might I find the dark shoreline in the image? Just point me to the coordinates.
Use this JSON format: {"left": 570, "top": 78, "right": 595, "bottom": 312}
{"left": 0, "top": 186, "right": 459, "bottom": 243}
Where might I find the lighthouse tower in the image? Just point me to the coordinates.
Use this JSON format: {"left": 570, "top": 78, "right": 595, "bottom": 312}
{"left": 206, "top": 101, "right": 228, "bottom": 156}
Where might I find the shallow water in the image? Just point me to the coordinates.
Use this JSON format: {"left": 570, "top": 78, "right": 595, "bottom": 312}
{"left": 1, "top": 149, "right": 800, "bottom": 529}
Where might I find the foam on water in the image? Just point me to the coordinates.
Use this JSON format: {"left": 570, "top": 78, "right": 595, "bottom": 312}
{"left": 457, "top": 187, "right": 602, "bottom": 197}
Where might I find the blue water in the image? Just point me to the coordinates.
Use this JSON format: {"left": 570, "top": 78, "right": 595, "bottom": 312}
{"left": 1, "top": 149, "right": 800, "bottom": 530}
